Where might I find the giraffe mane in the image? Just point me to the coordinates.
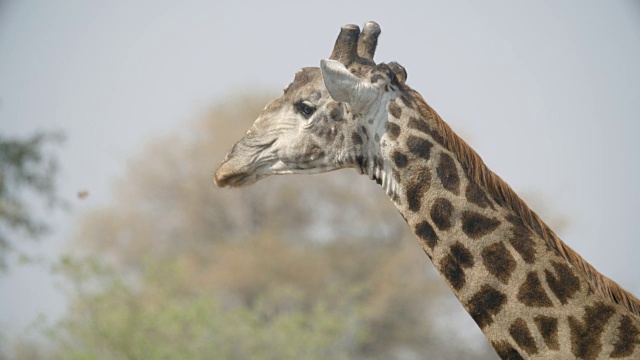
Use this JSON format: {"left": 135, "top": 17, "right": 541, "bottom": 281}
{"left": 406, "top": 88, "right": 640, "bottom": 319}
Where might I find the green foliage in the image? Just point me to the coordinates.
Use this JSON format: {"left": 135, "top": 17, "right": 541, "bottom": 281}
{"left": 0, "top": 131, "right": 64, "bottom": 268}
{"left": 47, "top": 255, "right": 363, "bottom": 360}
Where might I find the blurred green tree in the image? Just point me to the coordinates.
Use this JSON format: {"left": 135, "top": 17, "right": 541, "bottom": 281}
{"left": 32, "top": 95, "right": 501, "bottom": 359}
{"left": 46, "top": 255, "right": 362, "bottom": 360}
{"left": 0, "top": 131, "right": 64, "bottom": 269}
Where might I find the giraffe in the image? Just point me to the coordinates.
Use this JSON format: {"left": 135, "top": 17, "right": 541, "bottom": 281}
{"left": 214, "top": 22, "right": 640, "bottom": 359}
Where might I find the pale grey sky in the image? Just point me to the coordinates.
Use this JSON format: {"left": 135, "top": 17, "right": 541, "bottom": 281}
{"left": 1, "top": 0, "right": 639, "bottom": 340}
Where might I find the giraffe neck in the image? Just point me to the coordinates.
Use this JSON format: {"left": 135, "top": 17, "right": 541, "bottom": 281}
{"left": 361, "top": 91, "right": 640, "bottom": 359}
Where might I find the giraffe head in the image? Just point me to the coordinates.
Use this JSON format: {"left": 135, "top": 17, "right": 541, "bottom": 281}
{"left": 214, "top": 22, "right": 408, "bottom": 187}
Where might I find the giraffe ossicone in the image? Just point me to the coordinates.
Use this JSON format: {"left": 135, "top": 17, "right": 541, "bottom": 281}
{"left": 214, "top": 22, "right": 640, "bottom": 359}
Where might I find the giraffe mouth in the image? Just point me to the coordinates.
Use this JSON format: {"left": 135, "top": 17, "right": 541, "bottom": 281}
{"left": 213, "top": 171, "right": 252, "bottom": 187}
{"left": 214, "top": 163, "right": 272, "bottom": 187}
{"left": 214, "top": 160, "right": 341, "bottom": 188}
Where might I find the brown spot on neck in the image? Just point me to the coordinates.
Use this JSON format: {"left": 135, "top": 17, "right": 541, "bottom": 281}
{"left": 481, "top": 242, "right": 516, "bottom": 284}
{"left": 392, "top": 150, "right": 409, "bottom": 168}
{"left": 436, "top": 153, "right": 460, "bottom": 195}
{"left": 415, "top": 221, "right": 438, "bottom": 250}
{"left": 405, "top": 171, "right": 430, "bottom": 212}
{"left": 387, "top": 100, "right": 402, "bottom": 119}
{"left": 407, "top": 116, "right": 446, "bottom": 145}
{"left": 387, "top": 122, "right": 401, "bottom": 140}
{"left": 440, "top": 242, "right": 474, "bottom": 291}
{"left": 461, "top": 211, "right": 500, "bottom": 239}
{"left": 430, "top": 198, "right": 454, "bottom": 231}
{"left": 465, "top": 182, "right": 495, "bottom": 210}
{"left": 517, "top": 272, "right": 553, "bottom": 307}
{"left": 509, "top": 318, "right": 538, "bottom": 355}
{"left": 506, "top": 215, "right": 537, "bottom": 264}
{"left": 407, "top": 116, "right": 430, "bottom": 134}
{"left": 610, "top": 315, "right": 640, "bottom": 357}
{"left": 568, "top": 302, "right": 616, "bottom": 360}
{"left": 533, "top": 315, "right": 559, "bottom": 350}
{"left": 399, "top": 93, "right": 413, "bottom": 109}
{"left": 406, "top": 135, "right": 433, "bottom": 160}
{"left": 467, "top": 284, "right": 507, "bottom": 330}
{"left": 544, "top": 261, "right": 581, "bottom": 304}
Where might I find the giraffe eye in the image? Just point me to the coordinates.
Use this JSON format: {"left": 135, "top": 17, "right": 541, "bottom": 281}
{"left": 296, "top": 101, "right": 316, "bottom": 118}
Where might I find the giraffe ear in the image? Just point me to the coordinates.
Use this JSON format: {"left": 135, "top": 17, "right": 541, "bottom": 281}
{"left": 320, "top": 59, "right": 360, "bottom": 103}
{"left": 320, "top": 59, "right": 376, "bottom": 111}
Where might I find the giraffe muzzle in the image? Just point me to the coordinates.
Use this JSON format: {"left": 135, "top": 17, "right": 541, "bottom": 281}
{"left": 214, "top": 159, "right": 273, "bottom": 188}
{"left": 214, "top": 137, "right": 279, "bottom": 187}
{"left": 213, "top": 164, "right": 242, "bottom": 187}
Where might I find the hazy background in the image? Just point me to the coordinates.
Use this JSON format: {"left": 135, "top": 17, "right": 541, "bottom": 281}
{"left": 1, "top": 1, "right": 639, "bottom": 358}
